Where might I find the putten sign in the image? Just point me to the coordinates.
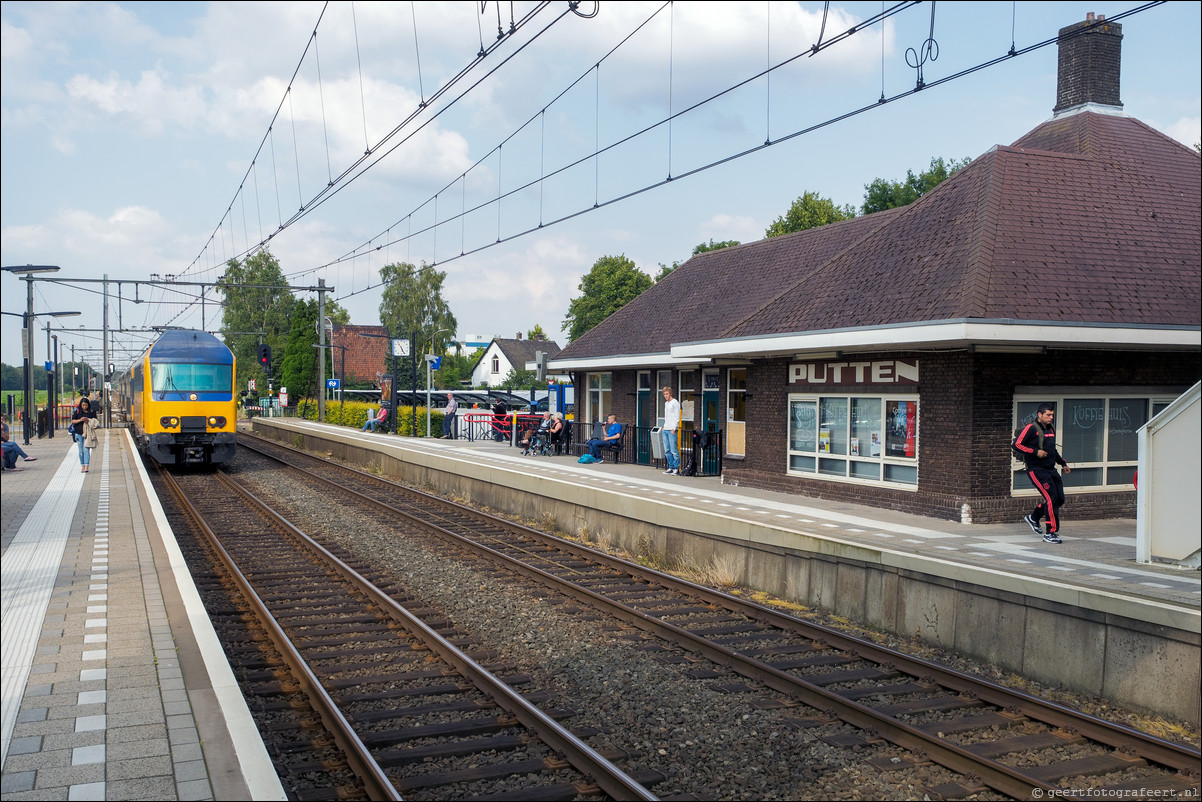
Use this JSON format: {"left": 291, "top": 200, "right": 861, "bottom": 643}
{"left": 789, "top": 359, "right": 919, "bottom": 386}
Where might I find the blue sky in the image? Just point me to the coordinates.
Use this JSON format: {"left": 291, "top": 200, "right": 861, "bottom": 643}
{"left": 2, "top": 1, "right": 1199, "bottom": 371}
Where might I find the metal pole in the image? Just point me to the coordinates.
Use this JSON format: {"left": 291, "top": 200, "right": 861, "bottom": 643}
{"left": 411, "top": 328, "right": 417, "bottom": 436}
{"left": 45, "top": 322, "right": 55, "bottom": 438}
{"left": 426, "top": 358, "right": 432, "bottom": 437}
{"left": 317, "top": 278, "right": 326, "bottom": 422}
{"left": 103, "top": 275, "right": 110, "bottom": 428}
{"left": 23, "top": 278, "right": 34, "bottom": 444}
{"left": 340, "top": 345, "right": 345, "bottom": 421}
{"left": 71, "top": 345, "right": 76, "bottom": 404}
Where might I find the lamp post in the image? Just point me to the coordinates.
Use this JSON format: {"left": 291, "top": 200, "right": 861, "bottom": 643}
{"left": 2, "top": 265, "right": 62, "bottom": 444}
{"left": 422, "top": 321, "right": 452, "bottom": 437}
{"left": 313, "top": 342, "right": 346, "bottom": 421}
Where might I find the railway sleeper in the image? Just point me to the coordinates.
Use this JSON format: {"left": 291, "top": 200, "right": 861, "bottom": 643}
{"left": 351, "top": 691, "right": 555, "bottom": 723}
{"left": 805, "top": 666, "right": 901, "bottom": 686}
{"left": 922, "top": 779, "right": 990, "bottom": 800}
{"left": 768, "top": 653, "right": 859, "bottom": 671}
{"left": 867, "top": 754, "right": 933, "bottom": 771}
{"left": 373, "top": 734, "right": 530, "bottom": 767}
{"left": 833, "top": 680, "right": 938, "bottom": 701}
{"left": 397, "top": 756, "right": 577, "bottom": 792}
{"left": 872, "top": 694, "right": 984, "bottom": 716}
{"left": 964, "top": 730, "right": 1087, "bottom": 758}
{"left": 359, "top": 710, "right": 575, "bottom": 745}
{"left": 914, "top": 710, "right": 1028, "bottom": 735}
{"left": 293, "top": 785, "right": 363, "bottom": 802}
{"left": 1026, "top": 752, "right": 1149, "bottom": 783}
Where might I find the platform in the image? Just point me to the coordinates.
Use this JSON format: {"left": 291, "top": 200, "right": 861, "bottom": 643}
{"left": 1, "top": 429, "right": 283, "bottom": 800}
{"left": 253, "top": 417, "right": 1202, "bottom": 726}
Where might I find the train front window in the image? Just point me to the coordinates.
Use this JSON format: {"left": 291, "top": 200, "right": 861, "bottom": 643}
{"left": 151, "top": 363, "right": 232, "bottom": 394}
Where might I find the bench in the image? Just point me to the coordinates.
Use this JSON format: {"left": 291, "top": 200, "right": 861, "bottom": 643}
{"left": 574, "top": 422, "right": 626, "bottom": 462}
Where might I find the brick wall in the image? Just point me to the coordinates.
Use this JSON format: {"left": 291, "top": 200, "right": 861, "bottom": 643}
{"left": 330, "top": 325, "right": 389, "bottom": 386}
{"left": 724, "top": 350, "right": 1201, "bottom": 523}
{"left": 1054, "top": 16, "right": 1122, "bottom": 112}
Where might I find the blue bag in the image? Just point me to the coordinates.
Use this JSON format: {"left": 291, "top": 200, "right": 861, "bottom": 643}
{"left": 577, "top": 454, "right": 596, "bottom": 464}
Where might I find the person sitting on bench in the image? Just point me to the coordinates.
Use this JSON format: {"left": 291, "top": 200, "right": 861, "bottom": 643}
{"left": 586, "top": 414, "right": 621, "bottom": 462}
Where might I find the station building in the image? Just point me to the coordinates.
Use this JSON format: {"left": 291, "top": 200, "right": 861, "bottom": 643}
{"left": 550, "top": 15, "right": 1201, "bottom": 524}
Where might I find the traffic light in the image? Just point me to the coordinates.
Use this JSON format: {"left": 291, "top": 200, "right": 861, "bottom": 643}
{"left": 257, "top": 344, "right": 272, "bottom": 375}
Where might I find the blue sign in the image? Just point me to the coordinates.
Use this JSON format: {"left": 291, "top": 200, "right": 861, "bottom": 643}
{"left": 327, "top": 378, "right": 340, "bottom": 389}
{"left": 44, "top": 361, "right": 53, "bottom": 371}
{"left": 431, "top": 356, "right": 442, "bottom": 370}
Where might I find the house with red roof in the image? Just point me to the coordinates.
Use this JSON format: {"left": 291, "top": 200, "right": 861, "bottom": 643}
{"left": 550, "top": 14, "right": 1201, "bottom": 523}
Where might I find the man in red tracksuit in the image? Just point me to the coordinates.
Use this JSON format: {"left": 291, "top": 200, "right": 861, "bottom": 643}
{"left": 1014, "top": 404, "right": 1072, "bottom": 544}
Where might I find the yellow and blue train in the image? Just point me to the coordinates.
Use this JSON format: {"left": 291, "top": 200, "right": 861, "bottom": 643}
{"left": 118, "top": 329, "right": 237, "bottom": 466}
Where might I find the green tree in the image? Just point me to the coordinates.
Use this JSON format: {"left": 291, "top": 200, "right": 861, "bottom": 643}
{"left": 693, "top": 238, "right": 741, "bottom": 254}
{"left": 217, "top": 249, "right": 295, "bottom": 389}
{"left": 765, "top": 191, "right": 856, "bottom": 238}
{"left": 378, "top": 262, "right": 458, "bottom": 367}
{"left": 499, "top": 366, "right": 541, "bottom": 391}
{"left": 527, "top": 324, "right": 548, "bottom": 341}
{"left": 860, "top": 156, "right": 971, "bottom": 214}
{"left": 281, "top": 298, "right": 320, "bottom": 399}
{"left": 433, "top": 347, "right": 479, "bottom": 390}
{"left": 563, "top": 255, "right": 653, "bottom": 342}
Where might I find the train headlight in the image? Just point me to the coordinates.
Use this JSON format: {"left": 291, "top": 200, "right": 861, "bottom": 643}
{"left": 189, "top": 393, "right": 198, "bottom": 401}
{"left": 207, "top": 416, "right": 226, "bottom": 428}
{"left": 160, "top": 416, "right": 180, "bottom": 428}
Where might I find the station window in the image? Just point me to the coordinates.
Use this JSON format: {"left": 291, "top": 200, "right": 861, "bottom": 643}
{"left": 726, "top": 368, "right": 746, "bottom": 457}
{"left": 1011, "top": 394, "right": 1176, "bottom": 494}
{"left": 787, "top": 393, "right": 919, "bottom": 488}
{"left": 586, "top": 372, "right": 612, "bottom": 423}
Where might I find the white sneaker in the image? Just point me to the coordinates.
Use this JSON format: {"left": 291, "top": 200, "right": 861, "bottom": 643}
{"left": 663, "top": 468, "right": 673, "bottom": 474}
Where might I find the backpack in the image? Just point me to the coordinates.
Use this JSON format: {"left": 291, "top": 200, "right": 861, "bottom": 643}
{"left": 578, "top": 454, "right": 597, "bottom": 464}
{"left": 1012, "top": 422, "right": 1045, "bottom": 462}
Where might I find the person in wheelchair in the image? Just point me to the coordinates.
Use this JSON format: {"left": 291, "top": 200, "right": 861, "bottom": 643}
{"left": 520, "top": 412, "right": 554, "bottom": 456}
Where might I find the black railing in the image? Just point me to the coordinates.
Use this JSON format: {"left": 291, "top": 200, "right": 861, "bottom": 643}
{"left": 569, "top": 422, "right": 723, "bottom": 476}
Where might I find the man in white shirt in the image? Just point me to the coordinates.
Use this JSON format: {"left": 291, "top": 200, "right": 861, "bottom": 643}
{"left": 442, "top": 393, "right": 458, "bottom": 438}
{"left": 661, "top": 386, "right": 681, "bottom": 475}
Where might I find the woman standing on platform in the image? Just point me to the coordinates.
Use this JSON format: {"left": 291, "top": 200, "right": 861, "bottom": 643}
{"left": 70, "top": 397, "right": 98, "bottom": 473}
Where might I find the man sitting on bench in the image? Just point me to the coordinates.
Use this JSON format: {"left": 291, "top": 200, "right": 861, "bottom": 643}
{"left": 586, "top": 414, "right": 621, "bottom": 462}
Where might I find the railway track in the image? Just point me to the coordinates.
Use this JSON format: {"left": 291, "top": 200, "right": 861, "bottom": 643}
{"left": 234, "top": 432, "right": 1202, "bottom": 801}
{"left": 152, "top": 462, "right": 662, "bottom": 801}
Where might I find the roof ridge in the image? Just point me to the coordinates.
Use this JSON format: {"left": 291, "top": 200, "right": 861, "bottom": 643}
{"left": 717, "top": 208, "right": 904, "bottom": 339}
{"left": 962, "top": 151, "right": 1006, "bottom": 318}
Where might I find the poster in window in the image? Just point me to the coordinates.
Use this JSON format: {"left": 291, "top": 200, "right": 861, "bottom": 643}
{"left": 885, "top": 401, "right": 917, "bottom": 458}
{"left": 870, "top": 432, "right": 881, "bottom": 456}
{"left": 850, "top": 437, "right": 859, "bottom": 456}
{"left": 819, "top": 429, "right": 831, "bottom": 453}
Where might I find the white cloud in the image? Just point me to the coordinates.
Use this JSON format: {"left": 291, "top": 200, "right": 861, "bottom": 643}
{"left": 697, "top": 212, "right": 760, "bottom": 245}
{"left": 1163, "top": 116, "right": 1201, "bottom": 149}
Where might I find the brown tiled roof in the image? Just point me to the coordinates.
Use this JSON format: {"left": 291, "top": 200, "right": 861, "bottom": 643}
{"left": 559, "top": 111, "right": 1200, "bottom": 360}
{"left": 732, "top": 113, "right": 1199, "bottom": 336}
{"left": 471, "top": 337, "right": 562, "bottom": 374}
{"left": 555, "top": 210, "right": 904, "bottom": 360}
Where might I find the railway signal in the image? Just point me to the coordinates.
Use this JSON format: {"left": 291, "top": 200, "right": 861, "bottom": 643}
{"left": 257, "top": 344, "right": 272, "bottom": 375}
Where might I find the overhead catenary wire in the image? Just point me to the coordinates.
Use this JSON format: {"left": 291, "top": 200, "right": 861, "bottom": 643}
{"left": 183, "top": 2, "right": 556, "bottom": 281}
{"left": 317, "top": 1, "right": 1164, "bottom": 305}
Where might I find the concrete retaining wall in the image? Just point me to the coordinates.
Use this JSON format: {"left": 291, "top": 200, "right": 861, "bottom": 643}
{"left": 253, "top": 420, "right": 1201, "bottom": 725}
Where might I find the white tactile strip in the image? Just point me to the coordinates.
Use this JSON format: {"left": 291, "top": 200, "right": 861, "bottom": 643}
{"left": 67, "top": 446, "right": 111, "bottom": 800}
{"left": 1, "top": 442, "right": 86, "bottom": 770}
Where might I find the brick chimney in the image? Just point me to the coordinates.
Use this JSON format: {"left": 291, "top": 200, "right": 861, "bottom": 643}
{"left": 1053, "top": 12, "right": 1123, "bottom": 114}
